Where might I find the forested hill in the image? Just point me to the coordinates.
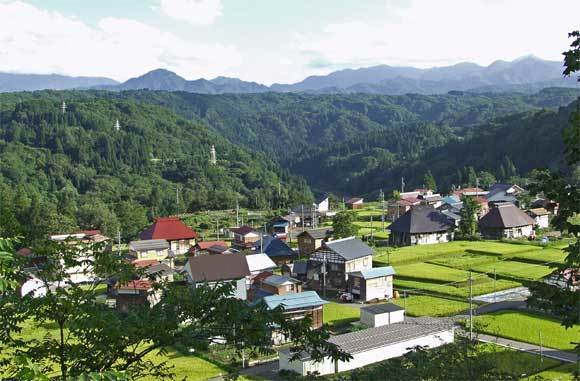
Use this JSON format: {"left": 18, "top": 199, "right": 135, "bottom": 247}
{"left": 0, "top": 97, "right": 312, "bottom": 242}
{"left": 294, "top": 100, "right": 578, "bottom": 196}
{"left": 106, "top": 87, "right": 580, "bottom": 163}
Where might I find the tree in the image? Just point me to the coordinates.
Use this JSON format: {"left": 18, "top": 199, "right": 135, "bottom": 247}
{"left": 457, "top": 196, "right": 481, "bottom": 238}
{"left": 0, "top": 238, "right": 350, "bottom": 379}
{"left": 332, "top": 211, "right": 360, "bottom": 238}
{"left": 423, "top": 170, "right": 437, "bottom": 192}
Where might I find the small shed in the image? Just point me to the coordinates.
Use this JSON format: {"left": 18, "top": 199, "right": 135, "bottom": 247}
{"left": 360, "top": 303, "right": 405, "bottom": 328}
{"left": 346, "top": 197, "right": 364, "bottom": 209}
{"left": 527, "top": 208, "right": 550, "bottom": 229}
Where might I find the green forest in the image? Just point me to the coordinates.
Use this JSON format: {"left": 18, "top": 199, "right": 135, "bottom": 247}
{"left": 0, "top": 88, "right": 578, "bottom": 242}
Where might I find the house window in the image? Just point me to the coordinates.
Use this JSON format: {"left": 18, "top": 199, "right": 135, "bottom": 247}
{"left": 363, "top": 257, "right": 369, "bottom": 266}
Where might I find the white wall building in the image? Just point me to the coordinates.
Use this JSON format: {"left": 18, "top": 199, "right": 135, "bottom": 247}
{"left": 360, "top": 303, "right": 405, "bottom": 328}
{"left": 279, "top": 317, "right": 454, "bottom": 376}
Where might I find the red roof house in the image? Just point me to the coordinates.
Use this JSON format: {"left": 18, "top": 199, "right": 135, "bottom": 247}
{"left": 140, "top": 217, "right": 198, "bottom": 255}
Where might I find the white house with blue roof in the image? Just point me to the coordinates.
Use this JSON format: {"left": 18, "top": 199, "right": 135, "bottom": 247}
{"left": 347, "top": 266, "right": 396, "bottom": 302}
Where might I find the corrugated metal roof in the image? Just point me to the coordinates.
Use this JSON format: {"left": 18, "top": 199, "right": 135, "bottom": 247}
{"left": 129, "top": 239, "right": 169, "bottom": 251}
{"left": 479, "top": 203, "right": 535, "bottom": 229}
{"left": 389, "top": 205, "right": 455, "bottom": 234}
{"left": 264, "top": 291, "right": 327, "bottom": 310}
{"left": 328, "top": 318, "right": 453, "bottom": 354}
{"left": 356, "top": 266, "right": 396, "bottom": 279}
{"left": 246, "top": 253, "right": 277, "bottom": 273}
{"left": 263, "top": 274, "right": 300, "bottom": 286}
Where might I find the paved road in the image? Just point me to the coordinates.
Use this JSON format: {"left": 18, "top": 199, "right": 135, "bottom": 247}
{"left": 477, "top": 333, "right": 578, "bottom": 363}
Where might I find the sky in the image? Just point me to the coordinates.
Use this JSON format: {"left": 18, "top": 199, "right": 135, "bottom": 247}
{"left": 0, "top": 0, "right": 578, "bottom": 85}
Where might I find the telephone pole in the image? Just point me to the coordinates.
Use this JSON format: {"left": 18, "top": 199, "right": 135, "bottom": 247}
{"left": 469, "top": 271, "right": 474, "bottom": 341}
{"left": 401, "top": 177, "right": 405, "bottom": 193}
{"left": 236, "top": 201, "right": 240, "bottom": 227}
{"left": 176, "top": 186, "right": 180, "bottom": 216}
{"left": 117, "top": 228, "right": 121, "bottom": 256}
{"left": 380, "top": 189, "right": 385, "bottom": 231}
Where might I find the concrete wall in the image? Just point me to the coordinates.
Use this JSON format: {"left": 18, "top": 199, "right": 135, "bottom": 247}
{"left": 364, "top": 275, "right": 393, "bottom": 301}
{"left": 279, "top": 329, "right": 454, "bottom": 376}
{"left": 360, "top": 309, "right": 405, "bottom": 328}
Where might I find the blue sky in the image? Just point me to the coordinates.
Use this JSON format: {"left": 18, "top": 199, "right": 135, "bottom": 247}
{"left": 1, "top": 0, "right": 579, "bottom": 84}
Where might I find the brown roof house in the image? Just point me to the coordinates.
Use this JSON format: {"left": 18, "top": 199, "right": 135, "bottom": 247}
{"left": 527, "top": 208, "right": 550, "bottom": 229}
{"left": 479, "top": 203, "right": 535, "bottom": 239}
{"left": 184, "top": 254, "right": 251, "bottom": 300}
{"left": 346, "top": 197, "right": 364, "bottom": 209}
{"left": 388, "top": 205, "right": 455, "bottom": 246}
{"left": 297, "top": 228, "right": 333, "bottom": 256}
{"left": 230, "top": 226, "right": 261, "bottom": 250}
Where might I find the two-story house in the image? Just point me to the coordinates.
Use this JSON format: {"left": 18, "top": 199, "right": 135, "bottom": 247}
{"left": 140, "top": 217, "right": 198, "bottom": 255}
{"left": 230, "top": 226, "right": 261, "bottom": 250}
{"left": 297, "top": 228, "right": 333, "bottom": 256}
{"left": 184, "top": 254, "right": 251, "bottom": 300}
{"left": 347, "top": 266, "right": 396, "bottom": 302}
{"left": 308, "top": 237, "right": 373, "bottom": 289}
{"left": 128, "top": 239, "right": 174, "bottom": 267}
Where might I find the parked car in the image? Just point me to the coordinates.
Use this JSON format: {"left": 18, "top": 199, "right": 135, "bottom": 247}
{"left": 339, "top": 292, "right": 353, "bottom": 302}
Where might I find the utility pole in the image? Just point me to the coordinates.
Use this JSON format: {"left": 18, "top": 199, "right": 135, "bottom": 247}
{"left": 323, "top": 253, "right": 327, "bottom": 298}
{"left": 117, "top": 228, "right": 121, "bottom": 256}
{"left": 493, "top": 268, "right": 497, "bottom": 303}
{"left": 216, "top": 217, "right": 219, "bottom": 240}
{"left": 236, "top": 201, "right": 240, "bottom": 227}
{"left": 539, "top": 330, "right": 543, "bottom": 365}
{"left": 380, "top": 189, "right": 385, "bottom": 232}
{"left": 403, "top": 290, "right": 407, "bottom": 312}
{"left": 176, "top": 186, "right": 180, "bottom": 216}
{"left": 401, "top": 177, "right": 405, "bottom": 193}
{"left": 370, "top": 215, "right": 374, "bottom": 241}
{"left": 301, "top": 205, "right": 305, "bottom": 232}
{"left": 469, "top": 271, "right": 473, "bottom": 341}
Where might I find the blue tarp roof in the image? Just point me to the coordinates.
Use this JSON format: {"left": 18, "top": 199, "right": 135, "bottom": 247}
{"left": 264, "top": 291, "right": 327, "bottom": 310}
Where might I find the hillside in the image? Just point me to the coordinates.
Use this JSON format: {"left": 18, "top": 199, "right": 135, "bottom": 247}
{"left": 0, "top": 72, "right": 118, "bottom": 92}
{"left": 0, "top": 97, "right": 311, "bottom": 242}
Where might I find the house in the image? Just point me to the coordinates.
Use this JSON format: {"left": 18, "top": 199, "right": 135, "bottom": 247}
{"left": 281, "top": 261, "right": 322, "bottom": 284}
{"left": 291, "top": 205, "right": 322, "bottom": 228}
{"left": 347, "top": 266, "right": 396, "bottom": 302}
{"left": 388, "top": 197, "right": 422, "bottom": 221}
{"left": 230, "top": 226, "right": 261, "bottom": 250}
{"left": 184, "top": 254, "right": 251, "bottom": 300}
{"left": 527, "top": 208, "right": 550, "bottom": 229}
{"left": 278, "top": 317, "right": 454, "bottom": 376}
{"left": 140, "top": 216, "right": 198, "bottom": 255}
{"left": 114, "top": 280, "right": 161, "bottom": 313}
{"left": 418, "top": 193, "right": 443, "bottom": 209}
{"left": 486, "top": 184, "right": 526, "bottom": 206}
{"left": 253, "top": 236, "right": 297, "bottom": 265}
{"left": 49, "top": 230, "right": 110, "bottom": 284}
{"left": 314, "top": 195, "right": 330, "bottom": 213}
{"left": 388, "top": 205, "right": 455, "bottom": 246}
{"left": 128, "top": 239, "right": 173, "bottom": 266}
{"left": 309, "top": 237, "right": 373, "bottom": 289}
{"left": 345, "top": 197, "right": 364, "bottom": 209}
{"left": 188, "top": 240, "right": 229, "bottom": 256}
{"left": 453, "top": 187, "right": 488, "bottom": 198}
{"left": 263, "top": 291, "right": 327, "bottom": 344}
{"left": 297, "top": 228, "right": 333, "bottom": 256}
{"left": 258, "top": 274, "right": 302, "bottom": 295}
{"left": 479, "top": 203, "right": 536, "bottom": 239}
{"left": 269, "top": 216, "right": 292, "bottom": 239}
{"left": 531, "top": 198, "right": 559, "bottom": 215}
{"left": 360, "top": 303, "right": 405, "bottom": 328}
{"left": 133, "top": 260, "right": 175, "bottom": 282}
{"left": 245, "top": 253, "right": 277, "bottom": 288}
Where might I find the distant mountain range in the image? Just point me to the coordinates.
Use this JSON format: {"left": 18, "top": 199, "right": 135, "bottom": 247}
{"left": 1, "top": 56, "right": 577, "bottom": 94}
{"left": 0, "top": 72, "right": 118, "bottom": 92}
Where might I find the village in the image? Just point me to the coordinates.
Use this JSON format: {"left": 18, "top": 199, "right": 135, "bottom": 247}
{"left": 16, "top": 182, "right": 578, "bottom": 380}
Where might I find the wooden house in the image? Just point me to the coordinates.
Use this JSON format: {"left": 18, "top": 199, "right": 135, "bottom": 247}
{"left": 345, "top": 197, "right": 364, "bottom": 209}
{"left": 388, "top": 205, "right": 455, "bottom": 246}
{"left": 297, "top": 228, "right": 333, "bottom": 256}
{"left": 258, "top": 274, "right": 302, "bottom": 295}
{"left": 230, "top": 226, "right": 261, "bottom": 250}
{"left": 347, "top": 266, "right": 396, "bottom": 302}
{"left": 188, "top": 240, "right": 228, "bottom": 256}
{"left": 114, "top": 280, "right": 161, "bottom": 313}
{"left": 479, "top": 203, "right": 535, "bottom": 239}
{"left": 308, "top": 237, "right": 373, "bottom": 289}
{"left": 140, "top": 217, "right": 198, "bottom": 255}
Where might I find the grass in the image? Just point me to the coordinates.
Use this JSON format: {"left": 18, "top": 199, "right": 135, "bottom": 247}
{"left": 508, "top": 248, "right": 568, "bottom": 265}
{"left": 471, "top": 260, "right": 556, "bottom": 281}
{"left": 323, "top": 302, "right": 360, "bottom": 327}
{"left": 480, "top": 343, "right": 561, "bottom": 378}
{"left": 474, "top": 311, "right": 580, "bottom": 351}
{"left": 526, "top": 363, "right": 579, "bottom": 381}
{"left": 143, "top": 348, "right": 226, "bottom": 381}
{"left": 394, "top": 262, "right": 471, "bottom": 283}
{"left": 391, "top": 295, "right": 470, "bottom": 317}
{"left": 394, "top": 277, "right": 522, "bottom": 298}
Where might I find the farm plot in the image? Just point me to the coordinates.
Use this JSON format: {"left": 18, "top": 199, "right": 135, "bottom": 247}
{"left": 394, "top": 277, "right": 521, "bottom": 298}
{"left": 471, "top": 260, "right": 556, "bottom": 281}
{"left": 394, "top": 262, "right": 472, "bottom": 283}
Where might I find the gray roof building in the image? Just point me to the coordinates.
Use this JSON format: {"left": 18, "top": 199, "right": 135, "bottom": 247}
{"left": 323, "top": 237, "right": 374, "bottom": 260}
{"left": 389, "top": 205, "right": 455, "bottom": 234}
{"left": 479, "top": 203, "right": 535, "bottom": 229}
{"left": 129, "top": 239, "right": 169, "bottom": 251}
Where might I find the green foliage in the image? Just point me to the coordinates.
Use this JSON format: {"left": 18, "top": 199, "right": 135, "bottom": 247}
{"left": 0, "top": 237, "right": 350, "bottom": 379}
{"left": 458, "top": 196, "right": 482, "bottom": 238}
{"left": 423, "top": 170, "right": 437, "bottom": 191}
{"left": 332, "top": 211, "right": 360, "bottom": 238}
{"left": 0, "top": 97, "right": 311, "bottom": 242}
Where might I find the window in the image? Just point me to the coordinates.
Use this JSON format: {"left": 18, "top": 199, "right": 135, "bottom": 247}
{"left": 363, "top": 257, "right": 369, "bottom": 266}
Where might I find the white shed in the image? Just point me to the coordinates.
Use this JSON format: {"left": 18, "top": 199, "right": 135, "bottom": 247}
{"left": 279, "top": 318, "right": 454, "bottom": 376}
{"left": 360, "top": 303, "right": 405, "bottom": 328}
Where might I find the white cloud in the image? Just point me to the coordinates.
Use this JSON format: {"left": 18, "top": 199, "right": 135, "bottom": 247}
{"left": 0, "top": 1, "right": 240, "bottom": 81}
{"left": 292, "top": 0, "right": 580, "bottom": 73}
{"left": 159, "top": 0, "right": 222, "bottom": 26}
